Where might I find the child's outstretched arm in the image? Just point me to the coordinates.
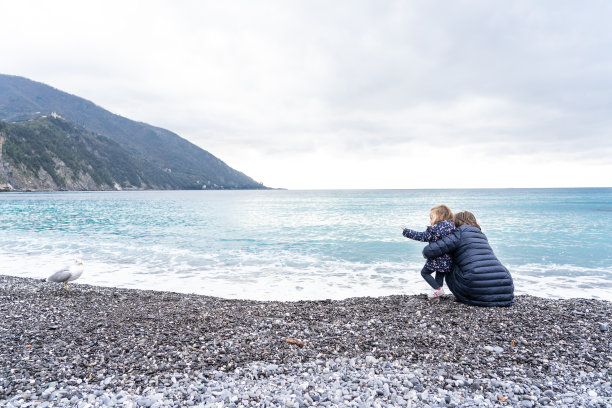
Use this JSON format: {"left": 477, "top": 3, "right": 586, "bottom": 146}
{"left": 402, "top": 227, "right": 434, "bottom": 242}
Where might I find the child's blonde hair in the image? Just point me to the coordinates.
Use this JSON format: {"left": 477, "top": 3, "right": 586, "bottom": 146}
{"left": 430, "top": 204, "right": 454, "bottom": 225}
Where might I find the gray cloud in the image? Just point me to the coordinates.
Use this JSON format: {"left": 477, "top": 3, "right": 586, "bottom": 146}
{"left": 1, "top": 0, "right": 611, "bottom": 187}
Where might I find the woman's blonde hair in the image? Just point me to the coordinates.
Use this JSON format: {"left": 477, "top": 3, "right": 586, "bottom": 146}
{"left": 454, "top": 211, "right": 481, "bottom": 230}
{"left": 430, "top": 204, "right": 454, "bottom": 225}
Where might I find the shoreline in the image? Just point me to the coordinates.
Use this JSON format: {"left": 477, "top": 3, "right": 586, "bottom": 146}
{"left": 1, "top": 275, "right": 611, "bottom": 407}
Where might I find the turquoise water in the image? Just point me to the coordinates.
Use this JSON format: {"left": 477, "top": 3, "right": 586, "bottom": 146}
{"left": 1, "top": 189, "right": 611, "bottom": 300}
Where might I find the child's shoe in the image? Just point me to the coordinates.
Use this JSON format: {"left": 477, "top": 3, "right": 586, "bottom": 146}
{"left": 428, "top": 287, "right": 445, "bottom": 300}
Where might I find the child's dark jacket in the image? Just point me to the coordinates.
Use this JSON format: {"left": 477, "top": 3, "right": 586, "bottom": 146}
{"left": 403, "top": 220, "right": 455, "bottom": 273}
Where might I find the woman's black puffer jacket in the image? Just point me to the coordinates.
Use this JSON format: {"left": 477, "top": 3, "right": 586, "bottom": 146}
{"left": 423, "top": 225, "right": 514, "bottom": 307}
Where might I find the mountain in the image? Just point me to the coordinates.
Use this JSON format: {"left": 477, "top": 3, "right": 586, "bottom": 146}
{"left": 0, "top": 74, "right": 265, "bottom": 191}
{"left": 0, "top": 116, "right": 177, "bottom": 191}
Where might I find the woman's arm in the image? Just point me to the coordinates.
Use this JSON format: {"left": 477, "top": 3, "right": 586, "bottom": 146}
{"left": 403, "top": 227, "right": 434, "bottom": 242}
{"left": 422, "top": 229, "right": 460, "bottom": 258}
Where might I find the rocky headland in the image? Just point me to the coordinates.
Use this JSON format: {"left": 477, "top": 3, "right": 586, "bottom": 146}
{"left": 0, "top": 74, "right": 266, "bottom": 192}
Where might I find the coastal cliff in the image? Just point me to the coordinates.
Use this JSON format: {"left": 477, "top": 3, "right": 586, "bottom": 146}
{"left": 0, "top": 116, "right": 171, "bottom": 191}
{"left": 0, "top": 74, "right": 266, "bottom": 191}
{"left": 0, "top": 133, "right": 8, "bottom": 191}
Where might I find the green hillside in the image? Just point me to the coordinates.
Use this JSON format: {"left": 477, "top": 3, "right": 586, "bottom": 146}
{"left": 0, "top": 74, "right": 265, "bottom": 190}
{"left": 0, "top": 116, "right": 177, "bottom": 190}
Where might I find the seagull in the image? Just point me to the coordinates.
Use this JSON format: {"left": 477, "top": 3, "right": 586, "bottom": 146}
{"left": 47, "top": 260, "right": 84, "bottom": 290}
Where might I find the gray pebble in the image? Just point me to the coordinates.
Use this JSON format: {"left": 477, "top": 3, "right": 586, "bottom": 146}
{"left": 1, "top": 276, "right": 611, "bottom": 408}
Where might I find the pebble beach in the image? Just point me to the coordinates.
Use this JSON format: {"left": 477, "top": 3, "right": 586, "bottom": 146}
{"left": 1, "top": 275, "right": 611, "bottom": 407}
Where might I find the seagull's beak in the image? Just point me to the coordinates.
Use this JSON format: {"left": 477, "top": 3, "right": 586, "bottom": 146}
{"left": 79, "top": 262, "right": 83, "bottom": 265}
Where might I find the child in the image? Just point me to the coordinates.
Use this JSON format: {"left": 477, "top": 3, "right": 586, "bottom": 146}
{"left": 402, "top": 205, "right": 455, "bottom": 300}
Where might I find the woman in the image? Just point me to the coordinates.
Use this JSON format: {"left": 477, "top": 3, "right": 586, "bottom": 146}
{"left": 422, "top": 211, "right": 514, "bottom": 307}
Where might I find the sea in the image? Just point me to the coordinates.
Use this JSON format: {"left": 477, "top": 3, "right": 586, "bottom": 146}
{"left": 1, "top": 188, "right": 611, "bottom": 301}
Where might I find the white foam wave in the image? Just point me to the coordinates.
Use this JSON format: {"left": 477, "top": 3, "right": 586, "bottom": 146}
{"left": 508, "top": 263, "right": 612, "bottom": 300}
{"left": 1, "top": 245, "right": 611, "bottom": 301}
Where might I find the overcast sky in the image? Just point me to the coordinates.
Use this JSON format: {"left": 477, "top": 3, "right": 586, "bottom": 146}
{"left": 1, "top": 1, "right": 611, "bottom": 189}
